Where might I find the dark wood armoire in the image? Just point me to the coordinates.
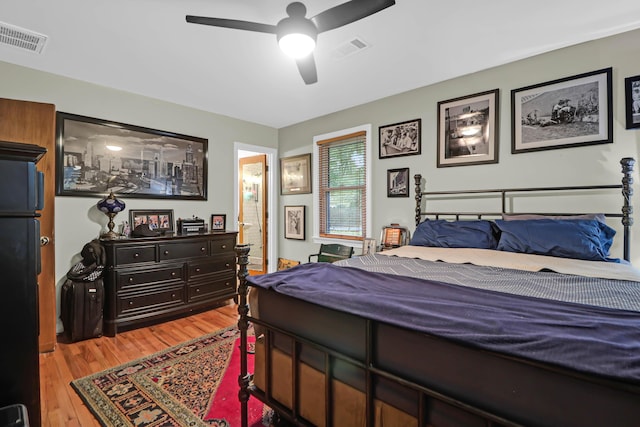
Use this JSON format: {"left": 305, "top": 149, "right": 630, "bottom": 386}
{"left": 0, "top": 141, "right": 46, "bottom": 426}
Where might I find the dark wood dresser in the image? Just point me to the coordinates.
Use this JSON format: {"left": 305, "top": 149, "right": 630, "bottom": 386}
{"left": 101, "top": 232, "right": 238, "bottom": 336}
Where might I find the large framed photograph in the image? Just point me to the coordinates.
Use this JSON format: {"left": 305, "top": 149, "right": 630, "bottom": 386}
{"left": 210, "top": 214, "right": 226, "bottom": 231}
{"left": 387, "top": 168, "right": 409, "bottom": 197}
{"left": 379, "top": 119, "right": 421, "bottom": 159}
{"left": 56, "top": 112, "right": 208, "bottom": 200}
{"left": 437, "top": 89, "right": 499, "bottom": 167}
{"left": 511, "top": 67, "right": 612, "bottom": 153}
{"left": 284, "top": 205, "right": 305, "bottom": 240}
{"left": 280, "top": 154, "right": 311, "bottom": 195}
{"left": 625, "top": 74, "right": 640, "bottom": 130}
{"left": 129, "top": 209, "right": 174, "bottom": 233}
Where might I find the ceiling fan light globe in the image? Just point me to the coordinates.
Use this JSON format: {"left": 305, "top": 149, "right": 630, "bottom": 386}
{"left": 279, "top": 33, "right": 315, "bottom": 58}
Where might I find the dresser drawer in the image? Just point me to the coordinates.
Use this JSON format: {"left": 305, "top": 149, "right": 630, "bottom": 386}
{"left": 117, "top": 265, "right": 184, "bottom": 292}
{"left": 210, "top": 237, "right": 235, "bottom": 255}
{"left": 114, "top": 245, "right": 156, "bottom": 265}
{"left": 117, "top": 286, "right": 185, "bottom": 317}
{"left": 159, "top": 240, "right": 209, "bottom": 261}
{"left": 188, "top": 255, "right": 235, "bottom": 279}
{"left": 188, "top": 273, "right": 236, "bottom": 302}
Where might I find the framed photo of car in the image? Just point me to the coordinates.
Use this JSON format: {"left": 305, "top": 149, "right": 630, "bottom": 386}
{"left": 511, "top": 67, "right": 613, "bottom": 153}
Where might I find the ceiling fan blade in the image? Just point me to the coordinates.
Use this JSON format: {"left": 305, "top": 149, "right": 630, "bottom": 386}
{"left": 186, "top": 15, "right": 277, "bottom": 34}
{"left": 296, "top": 54, "right": 318, "bottom": 85}
{"left": 311, "top": 0, "right": 395, "bottom": 33}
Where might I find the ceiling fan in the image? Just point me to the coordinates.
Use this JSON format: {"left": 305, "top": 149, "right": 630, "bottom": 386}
{"left": 186, "top": 0, "right": 396, "bottom": 85}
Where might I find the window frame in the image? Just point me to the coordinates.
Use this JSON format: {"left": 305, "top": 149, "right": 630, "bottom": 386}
{"left": 313, "top": 124, "right": 372, "bottom": 247}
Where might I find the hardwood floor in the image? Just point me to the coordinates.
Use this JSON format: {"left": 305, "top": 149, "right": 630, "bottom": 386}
{"left": 38, "top": 302, "right": 239, "bottom": 427}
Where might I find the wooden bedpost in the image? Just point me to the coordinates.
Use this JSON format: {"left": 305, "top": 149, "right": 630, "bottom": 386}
{"left": 415, "top": 174, "right": 423, "bottom": 226}
{"left": 621, "top": 158, "right": 635, "bottom": 262}
{"left": 236, "top": 244, "right": 250, "bottom": 427}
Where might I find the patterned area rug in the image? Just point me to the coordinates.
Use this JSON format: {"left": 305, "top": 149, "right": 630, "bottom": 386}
{"left": 71, "top": 326, "right": 271, "bottom": 426}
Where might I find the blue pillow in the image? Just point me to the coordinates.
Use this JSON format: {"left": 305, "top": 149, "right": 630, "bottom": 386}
{"left": 410, "top": 220, "right": 498, "bottom": 249}
{"left": 494, "top": 219, "right": 616, "bottom": 261}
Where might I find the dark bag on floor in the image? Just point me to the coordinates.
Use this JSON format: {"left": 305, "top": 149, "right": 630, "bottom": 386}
{"left": 60, "top": 240, "right": 106, "bottom": 342}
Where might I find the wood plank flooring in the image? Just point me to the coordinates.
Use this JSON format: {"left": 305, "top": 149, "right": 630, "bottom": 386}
{"left": 38, "top": 302, "right": 238, "bottom": 427}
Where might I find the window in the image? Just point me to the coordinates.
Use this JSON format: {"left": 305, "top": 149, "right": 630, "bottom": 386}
{"left": 313, "top": 125, "right": 372, "bottom": 244}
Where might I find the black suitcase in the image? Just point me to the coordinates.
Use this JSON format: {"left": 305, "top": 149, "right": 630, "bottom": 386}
{"left": 60, "top": 263, "right": 105, "bottom": 342}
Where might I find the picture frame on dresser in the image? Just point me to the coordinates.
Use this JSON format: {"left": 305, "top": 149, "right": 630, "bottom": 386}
{"left": 625, "top": 74, "right": 640, "bottom": 129}
{"left": 210, "top": 214, "right": 226, "bottom": 231}
{"left": 55, "top": 112, "right": 208, "bottom": 200}
{"left": 511, "top": 67, "right": 613, "bottom": 153}
{"left": 129, "top": 209, "right": 174, "bottom": 234}
{"left": 437, "top": 89, "right": 499, "bottom": 167}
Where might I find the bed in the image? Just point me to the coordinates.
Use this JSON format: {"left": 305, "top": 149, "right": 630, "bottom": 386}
{"left": 236, "top": 157, "right": 640, "bottom": 427}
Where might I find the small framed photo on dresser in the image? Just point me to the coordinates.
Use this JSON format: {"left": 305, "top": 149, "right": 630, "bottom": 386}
{"left": 210, "top": 214, "right": 226, "bottom": 231}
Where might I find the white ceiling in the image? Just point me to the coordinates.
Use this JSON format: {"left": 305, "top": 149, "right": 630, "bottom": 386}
{"left": 2, "top": 1, "right": 640, "bottom": 129}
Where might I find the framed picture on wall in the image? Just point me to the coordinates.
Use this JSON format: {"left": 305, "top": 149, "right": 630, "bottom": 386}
{"left": 379, "top": 119, "right": 421, "bottom": 159}
{"left": 387, "top": 168, "right": 409, "bottom": 197}
{"left": 56, "top": 112, "right": 208, "bottom": 200}
{"left": 511, "top": 67, "right": 613, "bottom": 153}
{"left": 284, "top": 205, "right": 305, "bottom": 240}
{"left": 437, "top": 89, "right": 499, "bottom": 167}
{"left": 280, "top": 154, "right": 311, "bottom": 195}
{"left": 625, "top": 74, "right": 640, "bottom": 129}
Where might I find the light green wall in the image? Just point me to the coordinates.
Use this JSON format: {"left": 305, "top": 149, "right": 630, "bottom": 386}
{"left": 277, "top": 28, "right": 640, "bottom": 265}
{"left": 0, "top": 60, "right": 278, "bottom": 331}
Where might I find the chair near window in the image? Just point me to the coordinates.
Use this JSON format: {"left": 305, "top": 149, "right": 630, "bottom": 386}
{"left": 308, "top": 244, "right": 354, "bottom": 263}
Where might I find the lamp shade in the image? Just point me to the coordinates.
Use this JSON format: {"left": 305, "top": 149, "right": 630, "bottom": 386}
{"left": 97, "top": 191, "right": 125, "bottom": 214}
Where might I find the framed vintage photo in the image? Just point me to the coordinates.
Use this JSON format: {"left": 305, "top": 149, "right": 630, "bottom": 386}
{"left": 210, "top": 214, "right": 226, "bottom": 231}
{"left": 387, "top": 168, "right": 409, "bottom": 197}
{"left": 379, "top": 119, "right": 421, "bottom": 159}
{"left": 56, "top": 112, "right": 208, "bottom": 200}
{"left": 625, "top": 74, "right": 640, "bottom": 129}
{"left": 284, "top": 205, "right": 305, "bottom": 240}
{"left": 511, "top": 67, "right": 613, "bottom": 153}
{"left": 129, "top": 209, "right": 174, "bottom": 233}
{"left": 280, "top": 154, "right": 311, "bottom": 195}
{"left": 437, "top": 89, "right": 499, "bottom": 167}
{"left": 362, "top": 238, "right": 377, "bottom": 255}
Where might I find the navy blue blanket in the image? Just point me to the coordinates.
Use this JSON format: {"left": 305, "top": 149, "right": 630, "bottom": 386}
{"left": 247, "top": 262, "right": 640, "bottom": 384}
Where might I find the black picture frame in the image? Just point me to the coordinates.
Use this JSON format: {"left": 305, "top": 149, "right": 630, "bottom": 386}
{"left": 625, "top": 74, "right": 640, "bottom": 130}
{"left": 511, "top": 67, "right": 613, "bottom": 153}
{"left": 56, "top": 112, "right": 208, "bottom": 200}
{"left": 129, "top": 209, "right": 174, "bottom": 233}
{"left": 437, "top": 89, "right": 499, "bottom": 167}
{"left": 210, "top": 214, "right": 226, "bottom": 231}
{"left": 280, "top": 154, "right": 312, "bottom": 195}
{"left": 284, "top": 205, "right": 305, "bottom": 240}
{"left": 387, "top": 168, "right": 409, "bottom": 198}
{"left": 379, "top": 119, "right": 421, "bottom": 159}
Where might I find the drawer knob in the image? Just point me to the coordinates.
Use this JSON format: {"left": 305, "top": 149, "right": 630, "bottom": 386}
{"left": 221, "top": 244, "right": 227, "bottom": 249}
{"left": 195, "top": 268, "right": 201, "bottom": 273}
{"left": 164, "top": 250, "right": 169, "bottom": 255}
{"left": 201, "top": 247, "right": 206, "bottom": 252}
{"left": 225, "top": 282, "right": 230, "bottom": 286}
{"left": 172, "top": 293, "right": 176, "bottom": 298}
{"left": 134, "top": 253, "right": 139, "bottom": 258}
{"left": 171, "top": 272, "right": 176, "bottom": 277}
{"left": 128, "top": 277, "right": 134, "bottom": 283}
{"left": 129, "top": 301, "right": 133, "bottom": 306}
{"left": 196, "top": 288, "right": 200, "bottom": 293}
{"left": 225, "top": 263, "right": 230, "bottom": 268}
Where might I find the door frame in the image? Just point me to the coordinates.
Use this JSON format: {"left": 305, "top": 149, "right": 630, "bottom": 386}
{"left": 234, "top": 142, "right": 278, "bottom": 273}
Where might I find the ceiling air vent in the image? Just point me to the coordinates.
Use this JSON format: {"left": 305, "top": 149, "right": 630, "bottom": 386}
{"left": 0, "top": 22, "right": 48, "bottom": 54}
{"left": 331, "top": 37, "right": 369, "bottom": 60}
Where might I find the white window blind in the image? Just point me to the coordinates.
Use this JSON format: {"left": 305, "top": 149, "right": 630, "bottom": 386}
{"left": 317, "top": 130, "right": 367, "bottom": 240}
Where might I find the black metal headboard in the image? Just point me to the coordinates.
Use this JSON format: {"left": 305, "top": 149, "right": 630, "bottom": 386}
{"left": 414, "top": 158, "right": 635, "bottom": 262}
